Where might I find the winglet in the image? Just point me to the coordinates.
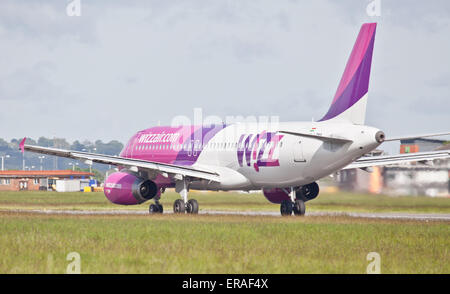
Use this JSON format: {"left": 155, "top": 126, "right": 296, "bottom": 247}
{"left": 19, "top": 137, "right": 26, "bottom": 153}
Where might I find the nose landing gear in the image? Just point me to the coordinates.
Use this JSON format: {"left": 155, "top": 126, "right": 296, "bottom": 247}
{"left": 280, "top": 185, "right": 313, "bottom": 216}
{"left": 149, "top": 199, "right": 163, "bottom": 214}
{"left": 147, "top": 178, "right": 200, "bottom": 215}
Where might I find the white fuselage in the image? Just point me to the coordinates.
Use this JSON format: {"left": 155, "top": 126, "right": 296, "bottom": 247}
{"left": 189, "top": 121, "right": 383, "bottom": 191}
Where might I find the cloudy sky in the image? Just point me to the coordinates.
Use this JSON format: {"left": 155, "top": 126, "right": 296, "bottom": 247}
{"left": 1, "top": 0, "right": 449, "bottom": 153}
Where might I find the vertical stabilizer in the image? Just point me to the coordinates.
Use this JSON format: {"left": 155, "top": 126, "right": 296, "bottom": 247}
{"left": 319, "top": 23, "right": 376, "bottom": 124}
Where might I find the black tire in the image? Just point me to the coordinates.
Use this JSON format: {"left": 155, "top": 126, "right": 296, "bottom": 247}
{"left": 173, "top": 199, "right": 186, "bottom": 214}
{"left": 293, "top": 199, "right": 306, "bottom": 216}
{"left": 186, "top": 199, "right": 199, "bottom": 214}
{"left": 280, "top": 200, "right": 293, "bottom": 216}
{"left": 157, "top": 204, "right": 163, "bottom": 214}
{"left": 149, "top": 204, "right": 159, "bottom": 214}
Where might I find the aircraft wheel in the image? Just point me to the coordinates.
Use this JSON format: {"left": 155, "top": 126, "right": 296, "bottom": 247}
{"left": 293, "top": 199, "right": 306, "bottom": 216}
{"left": 186, "top": 199, "right": 199, "bottom": 214}
{"left": 173, "top": 199, "right": 186, "bottom": 214}
{"left": 280, "top": 200, "right": 293, "bottom": 216}
{"left": 149, "top": 204, "right": 161, "bottom": 214}
{"left": 157, "top": 203, "right": 163, "bottom": 213}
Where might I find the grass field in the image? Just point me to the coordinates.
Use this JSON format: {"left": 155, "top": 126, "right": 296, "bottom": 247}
{"left": 0, "top": 190, "right": 449, "bottom": 274}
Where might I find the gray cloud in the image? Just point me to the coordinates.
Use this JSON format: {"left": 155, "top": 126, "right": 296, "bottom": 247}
{"left": 0, "top": 0, "right": 449, "bottom": 152}
{"left": 0, "top": 0, "right": 97, "bottom": 43}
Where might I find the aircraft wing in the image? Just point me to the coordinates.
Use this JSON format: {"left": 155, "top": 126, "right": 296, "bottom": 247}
{"left": 19, "top": 138, "right": 220, "bottom": 182}
{"left": 343, "top": 150, "right": 450, "bottom": 170}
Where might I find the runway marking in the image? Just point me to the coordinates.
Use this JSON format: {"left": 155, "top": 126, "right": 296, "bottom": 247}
{"left": 1, "top": 208, "right": 449, "bottom": 221}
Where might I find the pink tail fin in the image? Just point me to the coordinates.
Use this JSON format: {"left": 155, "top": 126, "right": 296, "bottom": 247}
{"left": 319, "top": 23, "right": 377, "bottom": 124}
{"left": 19, "top": 137, "right": 26, "bottom": 153}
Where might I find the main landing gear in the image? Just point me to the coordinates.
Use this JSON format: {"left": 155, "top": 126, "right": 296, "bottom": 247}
{"left": 280, "top": 183, "right": 319, "bottom": 216}
{"left": 280, "top": 199, "right": 305, "bottom": 216}
{"left": 150, "top": 198, "right": 199, "bottom": 214}
{"left": 173, "top": 199, "right": 199, "bottom": 214}
{"left": 148, "top": 178, "right": 199, "bottom": 215}
{"left": 173, "top": 178, "right": 199, "bottom": 214}
{"left": 280, "top": 187, "right": 306, "bottom": 216}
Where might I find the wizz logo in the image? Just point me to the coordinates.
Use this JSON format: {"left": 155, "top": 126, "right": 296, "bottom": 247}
{"left": 237, "top": 131, "right": 284, "bottom": 172}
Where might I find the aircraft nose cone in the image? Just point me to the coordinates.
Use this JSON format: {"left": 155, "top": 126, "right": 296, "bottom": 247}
{"left": 375, "top": 131, "right": 385, "bottom": 143}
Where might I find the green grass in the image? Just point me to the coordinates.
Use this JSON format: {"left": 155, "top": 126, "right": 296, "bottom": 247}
{"left": 0, "top": 190, "right": 448, "bottom": 274}
{"left": 0, "top": 212, "right": 448, "bottom": 274}
{"left": 0, "top": 190, "right": 449, "bottom": 214}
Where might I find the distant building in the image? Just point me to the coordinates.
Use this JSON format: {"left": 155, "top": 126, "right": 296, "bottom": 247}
{"left": 385, "top": 143, "right": 450, "bottom": 196}
{"left": 383, "top": 165, "right": 449, "bottom": 196}
{"left": 0, "top": 170, "right": 94, "bottom": 191}
{"left": 337, "top": 149, "right": 385, "bottom": 192}
{"left": 400, "top": 138, "right": 445, "bottom": 154}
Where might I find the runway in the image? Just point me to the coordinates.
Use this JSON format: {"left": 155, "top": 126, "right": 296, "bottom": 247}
{"left": 2, "top": 208, "right": 450, "bottom": 221}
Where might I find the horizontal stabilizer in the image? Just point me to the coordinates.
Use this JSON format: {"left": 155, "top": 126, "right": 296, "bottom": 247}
{"left": 343, "top": 150, "right": 450, "bottom": 170}
{"left": 384, "top": 131, "right": 450, "bottom": 141}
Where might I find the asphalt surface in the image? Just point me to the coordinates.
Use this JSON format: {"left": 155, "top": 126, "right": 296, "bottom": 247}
{"left": 1, "top": 208, "right": 450, "bottom": 221}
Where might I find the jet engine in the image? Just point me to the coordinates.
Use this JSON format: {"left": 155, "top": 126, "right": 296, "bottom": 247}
{"left": 263, "top": 182, "right": 320, "bottom": 204}
{"left": 104, "top": 171, "right": 158, "bottom": 205}
{"left": 296, "top": 182, "right": 320, "bottom": 202}
{"left": 262, "top": 188, "right": 290, "bottom": 204}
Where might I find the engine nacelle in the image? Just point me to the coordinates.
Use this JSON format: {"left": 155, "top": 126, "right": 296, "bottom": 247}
{"left": 104, "top": 172, "right": 158, "bottom": 205}
{"left": 296, "top": 182, "right": 320, "bottom": 202}
{"left": 263, "top": 188, "right": 290, "bottom": 204}
{"left": 263, "top": 182, "right": 320, "bottom": 204}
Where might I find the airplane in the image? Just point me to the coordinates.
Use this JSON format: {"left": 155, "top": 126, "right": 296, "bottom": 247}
{"left": 20, "top": 23, "right": 450, "bottom": 216}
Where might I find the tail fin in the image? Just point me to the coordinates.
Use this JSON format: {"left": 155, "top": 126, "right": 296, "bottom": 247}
{"left": 19, "top": 137, "right": 26, "bottom": 153}
{"left": 319, "top": 23, "right": 377, "bottom": 124}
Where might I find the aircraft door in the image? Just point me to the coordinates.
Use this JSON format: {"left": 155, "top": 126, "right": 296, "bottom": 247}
{"left": 293, "top": 140, "right": 306, "bottom": 162}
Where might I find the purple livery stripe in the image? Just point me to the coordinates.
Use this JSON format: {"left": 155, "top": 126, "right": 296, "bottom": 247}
{"left": 120, "top": 124, "right": 227, "bottom": 166}
{"left": 319, "top": 23, "right": 376, "bottom": 121}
